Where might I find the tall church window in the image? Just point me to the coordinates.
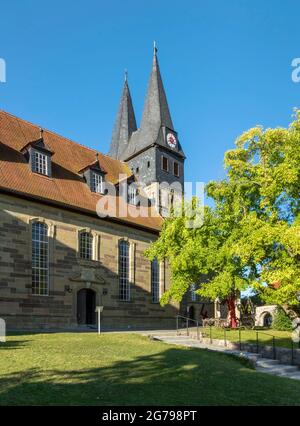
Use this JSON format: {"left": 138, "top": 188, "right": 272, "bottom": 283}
{"left": 161, "top": 156, "right": 169, "bottom": 172}
{"left": 32, "top": 222, "right": 49, "bottom": 295}
{"left": 79, "top": 232, "right": 93, "bottom": 260}
{"left": 119, "top": 240, "right": 130, "bottom": 301}
{"left": 151, "top": 258, "right": 160, "bottom": 303}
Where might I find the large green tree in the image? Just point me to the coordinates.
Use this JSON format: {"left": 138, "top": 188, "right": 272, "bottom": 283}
{"left": 145, "top": 111, "right": 300, "bottom": 325}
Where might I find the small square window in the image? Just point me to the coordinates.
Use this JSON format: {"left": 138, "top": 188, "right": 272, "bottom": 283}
{"left": 161, "top": 156, "right": 169, "bottom": 172}
{"left": 174, "top": 162, "right": 179, "bottom": 177}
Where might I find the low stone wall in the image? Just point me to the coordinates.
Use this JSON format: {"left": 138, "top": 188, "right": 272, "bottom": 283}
{"left": 179, "top": 330, "right": 300, "bottom": 367}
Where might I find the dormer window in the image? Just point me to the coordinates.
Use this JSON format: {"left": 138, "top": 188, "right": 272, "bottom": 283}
{"left": 79, "top": 154, "right": 107, "bottom": 195}
{"left": 21, "top": 129, "right": 54, "bottom": 178}
{"left": 33, "top": 151, "right": 48, "bottom": 175}
{"left": 92, "top": 172, "right": 104, "bottom": 194}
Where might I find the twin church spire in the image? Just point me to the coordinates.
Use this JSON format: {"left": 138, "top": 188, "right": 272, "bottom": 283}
{"left": 109, "top": 45, "right": 175, "bottom": 161}
{"left": 108, "top": 73, "right": 137, "bottom": 160}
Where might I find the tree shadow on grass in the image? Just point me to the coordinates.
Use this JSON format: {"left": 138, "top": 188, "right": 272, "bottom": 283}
{"left": 0, "top": 340, "right": 31, "bottom": 350}
{"left": 0, "top": 347, "right": 300, "bottom": 406}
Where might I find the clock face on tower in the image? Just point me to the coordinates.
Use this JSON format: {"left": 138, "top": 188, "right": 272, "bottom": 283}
{"left": 167, "top": 133, "right": 177, "bottom": 149}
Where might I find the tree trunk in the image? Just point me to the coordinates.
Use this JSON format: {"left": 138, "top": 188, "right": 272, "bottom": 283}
{"left": 227, "top": 295, "right": 238, "bottom": 328}
{"left": 282, "top": 304, "right": 300, "bottom": 320}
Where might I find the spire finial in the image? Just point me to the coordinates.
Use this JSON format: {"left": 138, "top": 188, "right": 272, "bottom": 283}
{"left": 153, "top": 40, "right": 157, "bottom": 55}
{"left": 124, "top": 68, "right": 128, "bottom": 82}
{"left": 39, "top": 127, "right": 43, "bottom": 139}
{"left": 96, "top": 152, "right": 99, "bottom": 162}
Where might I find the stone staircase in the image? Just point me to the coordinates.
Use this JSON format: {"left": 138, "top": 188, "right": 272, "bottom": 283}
{"left": 147, "top": 331, "right": 300, "bottom": 381}
{"left": 255, "top": 358, "right": 300, "bottom": 380}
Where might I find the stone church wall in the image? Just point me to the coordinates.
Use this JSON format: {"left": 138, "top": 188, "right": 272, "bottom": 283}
{"left": 0, "top": 193, "right": 178, "bottom": 330}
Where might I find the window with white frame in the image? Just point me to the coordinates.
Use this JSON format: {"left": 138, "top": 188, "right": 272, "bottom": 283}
{"left": 33, "top": 151, "right": 48, "bottom": 175}
{"left": 128, "top": 184, "right": 137, "bottom": 205}
{"left": 32, "top": 222, "right": 49, "bottom": 295}
{"left": 151, "top": 258, "right": 160, "bottom": 303}
{"left": 79, "top": 232, "right": 93, "bottom": 260}
{"left": 92, "top": 172, "right": 104, "bottom": 194}
{"left": 119, "top": 240, "right": 130, "bottom": 301}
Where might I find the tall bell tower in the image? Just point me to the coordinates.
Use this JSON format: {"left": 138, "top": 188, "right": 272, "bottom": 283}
{"left": 109, "top": 45, "right": 185, "bottom": 216}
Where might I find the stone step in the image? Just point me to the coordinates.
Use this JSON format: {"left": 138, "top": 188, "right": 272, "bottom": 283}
{"left": 263, "top": 365, "right": 299, "bottom": 374}
{"left": 256, "top": 366, "right": 300, "bottom": 379}
{"left": 287, "top": 372, "right": 300, "bottom": 380}
{"left": 256, "top": 359, "right": 280, "bottom": 368}
{"left": 152, "top": 336, "right": 196, "bottom": 346}
{"left": 240, "top": 352, "right": 262, "bottom": 362}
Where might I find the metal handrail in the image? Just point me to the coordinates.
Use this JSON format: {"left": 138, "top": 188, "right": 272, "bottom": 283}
{"left": 176, "top": 314, "right": 199, "bottom": 324}
{"left": 176, "top": 315, "right": 200, "bottom": 339}
{"left": 255, "top": 330, "right": 277, "bottom": 338}
{"left": 176, "top": 317, "right": 298, "bottom": 363}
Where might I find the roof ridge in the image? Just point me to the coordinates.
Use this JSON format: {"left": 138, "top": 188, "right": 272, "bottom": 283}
{"left": 0, "top": 109, "right": 128, "bottom": 166}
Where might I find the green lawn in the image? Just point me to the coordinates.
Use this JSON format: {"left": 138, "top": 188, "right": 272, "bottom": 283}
{"left": 0, "top": 332, "right": 300, "bottom": 406}
{"left": 202, "top": 327, "right": 293, "bottom": 349}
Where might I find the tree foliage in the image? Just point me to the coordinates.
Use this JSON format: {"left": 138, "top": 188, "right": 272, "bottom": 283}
{"left": 145, "top": 110, "right": 300, "bottom": 313}
{"left": 272, "top": 307, "right": 292, "bottom": 331}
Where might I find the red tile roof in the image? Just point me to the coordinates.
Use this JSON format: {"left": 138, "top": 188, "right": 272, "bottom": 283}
{"left": 0, "top": 110, "right": 162, "bottom": 232}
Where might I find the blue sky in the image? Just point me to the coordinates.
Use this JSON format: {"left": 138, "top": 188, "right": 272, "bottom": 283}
{"left": 1, "top": 0, "right": 300, "bottom": 188}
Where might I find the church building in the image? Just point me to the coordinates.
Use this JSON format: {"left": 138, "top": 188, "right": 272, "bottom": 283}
{"left": 0, "top": 47, "right": 186, "bottom": 330}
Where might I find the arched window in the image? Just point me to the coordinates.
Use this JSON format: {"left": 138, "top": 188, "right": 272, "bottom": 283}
{"left": 151, "top": 258, "right": 160, "bottom": 303}
{"left": 119, "top": 240, "right": 130, "bottom": 301}
{"left": 79, "top": 232, "right": 93, "bottom": 260}
{"left": 32, "top": 222, "right": 49, "bottom": 295}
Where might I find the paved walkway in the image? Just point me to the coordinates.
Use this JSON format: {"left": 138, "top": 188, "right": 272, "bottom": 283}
{"left": 144, "top": 331, "right": 300, "bottom": 381}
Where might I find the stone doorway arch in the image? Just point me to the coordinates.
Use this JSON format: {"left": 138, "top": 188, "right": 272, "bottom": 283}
{"left": 262, "top": 312, "right": 273, "bottom": 327}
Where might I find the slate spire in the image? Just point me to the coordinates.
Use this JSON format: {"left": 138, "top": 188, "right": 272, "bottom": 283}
{"left": 109, "top": 73, "right": 137, "bottom": 160}
{"left": 139, "top": 43, "right": 174, "bottom": 137}
{"left": 120, "top": 44, "right": 177, "bottom": 160}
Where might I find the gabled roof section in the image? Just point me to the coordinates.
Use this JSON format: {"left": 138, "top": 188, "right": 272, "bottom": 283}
{"left": 0, "top": 110, "right": 162, "bottom": 232}
{"left": 78, "top": 154, "right": 107, "bottom": 175}
{"left": 21, "top": 131, "right": 54, "bottom": 156}
{"left": 109, "top": 76, "right": 137, "bottom": 160}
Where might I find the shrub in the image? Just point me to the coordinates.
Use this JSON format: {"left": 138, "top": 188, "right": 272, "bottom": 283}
{"left": 272, "top": 307, "right": 292, "bottom": 331}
